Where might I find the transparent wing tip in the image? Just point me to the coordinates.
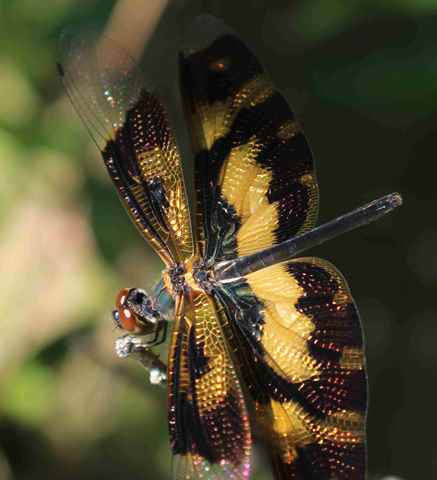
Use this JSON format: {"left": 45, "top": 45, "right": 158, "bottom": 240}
{"left": 181, "top": 14, "right": 234, "bottom": 55}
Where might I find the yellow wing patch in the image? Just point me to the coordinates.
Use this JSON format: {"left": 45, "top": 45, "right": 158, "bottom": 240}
{"left": 267, "top": 399, "right": 365, "bottom": 454}
{"left": 196, "top": 75, "right": 273, "bottom": 152}
{"left": 245, "top": 263, "right": 303, "bottom": 302}
{"left": 237, "top": 203, "right": 278, "bottom": 256}
{"left": 220, "top": 137, "right": 264, "bottom": 216}
{"left": 262, "top": 301, "right": 319, "bottom": 382}
{"left": 191, "top": 293, "right": 232, "bottom": 409}
{"left": 245, "top": 264, "right": 320, "bottom": 382}
{"left": 135, "top": 133, "right": 193, "bottom": 260}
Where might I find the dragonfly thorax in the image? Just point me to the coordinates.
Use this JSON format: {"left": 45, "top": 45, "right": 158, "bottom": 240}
{"left": 163, "top": 259, "right": 215, "bottom": 296}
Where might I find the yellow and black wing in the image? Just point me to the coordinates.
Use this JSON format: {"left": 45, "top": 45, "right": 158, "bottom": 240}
{"left": 179, "top": 16, "right": 318, "bottom": 263}
{"left": 216, "top": 257, "right": 367, "bottom": 479}
{"left": 179, "top": 17, "right": 366, "bottom": 478}
{"left": 167, "top": 291, "right": 251, "bottom": 479}
{"left": 59, "top": 33, "right": 193, "bottom": 266}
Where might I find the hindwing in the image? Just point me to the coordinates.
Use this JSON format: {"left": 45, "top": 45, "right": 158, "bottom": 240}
{"left": 217, "top": 257, "right": 367, "bottom": 479}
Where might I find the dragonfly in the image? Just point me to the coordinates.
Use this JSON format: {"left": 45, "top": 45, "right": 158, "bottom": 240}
{"left": 58, "top": 15, "right": 401, "bottom": 480}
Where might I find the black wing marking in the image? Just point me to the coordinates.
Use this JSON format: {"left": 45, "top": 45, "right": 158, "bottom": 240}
{"left": 168, "top": 292, "right": 252, "bottom": 480}
{"left": 179, "top": 16, "right": 318, "bottom": 264}
{"left": 59, "top": 31, "right": 194, "bottom": 265}
{"left": 215, "top": 257, "right": 367, "bottom": 479}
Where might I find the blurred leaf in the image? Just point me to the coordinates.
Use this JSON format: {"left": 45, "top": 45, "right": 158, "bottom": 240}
{"left": 292, "top": 0, "right": 437, "bottom": 44}
{"left": 0, "top": 417, "right": 53, "bottom": 477}
{"left": 1, "top": 362, "right": 56, "bottom": 424}
{"left": 0, "top": 130, "right": 23, "bottom": 217}
{"left": 42, "top": 98, "right": 91, "bottom": 155}
{"left": 10, "top": 0, "right": 77, "bottom": 28}
{"left": 293, "top": 0, "right": 362, "bottom": 41}
{"left": 0, "top": 62, "right": 40, "bottom": 127}
{"left": 34, "top": 324, "right": 94, "bottom": 369}
{"left": 382, "top": 0, "right": 437, "bottom": 14}
{"left": 84, "top": 176, "right": 141, "bottom": 265}
{"left": 311, "top": 39, "right": 437, "bottom": 125}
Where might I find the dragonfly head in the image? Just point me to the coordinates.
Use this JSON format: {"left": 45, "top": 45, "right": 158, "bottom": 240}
{"left": 113, "top": 288, "right": 160, "bottom": 334}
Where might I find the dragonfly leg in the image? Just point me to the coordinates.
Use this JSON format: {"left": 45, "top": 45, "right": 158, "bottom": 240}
{"left": 115, "top": 334, "right": 167, "bottom": 386}
{"left": 149, "top": 321, "right": 168, "bottom": 348}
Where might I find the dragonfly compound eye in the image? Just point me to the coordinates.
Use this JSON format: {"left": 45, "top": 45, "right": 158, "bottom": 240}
{"left": 127, "top": 288, "right": 161, "bottom": 331}
{"left": 115, "top": 288, "right": 139, "bottom": 332}
{"left": 114, "top": 288, "right": 159, "bottom": 334}
{"left": 130, "top": 289, "right": 148, "bottom": 306}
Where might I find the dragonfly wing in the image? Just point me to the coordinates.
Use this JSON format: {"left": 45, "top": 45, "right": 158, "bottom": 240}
{"left": 168, "top": 291, "right": 252, "bottom": 480}
{"left": 179, "top": 15, "right": 318, "bottom": 263}
{"left": 216, "top": 257, "right": 367, "bottom": 479}
{"left": 59, "top": 31, "right": 194, "bottom": 265}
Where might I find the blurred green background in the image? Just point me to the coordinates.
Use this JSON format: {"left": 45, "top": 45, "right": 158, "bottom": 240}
{"left": 0, "top": 0, "right": 435, "bottom": 478}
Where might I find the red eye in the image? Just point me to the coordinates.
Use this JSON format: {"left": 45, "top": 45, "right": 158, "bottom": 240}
{"left": 115, "top": 288, "right": 137, "bottom": 332}
{"left": 118, "top": 307, "right": 137, "bottom": 332}
{"left": 115, "top": 288, "right": 130, "bottom": 310}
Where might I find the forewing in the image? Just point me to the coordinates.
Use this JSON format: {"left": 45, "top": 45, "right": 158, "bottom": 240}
{"left": 218, "top": 257, "right": 366, "bottom": 479}
{"left": 179, "top": 16, "right": 318, "bottom": 262}
{"left": 167, "top": 291, "right": 251, "bottom": 480}
{"left": 59, "top": 32, "right": 193, "bottom": 265}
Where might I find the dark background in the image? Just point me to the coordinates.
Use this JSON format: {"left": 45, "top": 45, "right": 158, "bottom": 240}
{"left": 0, "top": 0, "right": 435, "bottom": 479}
